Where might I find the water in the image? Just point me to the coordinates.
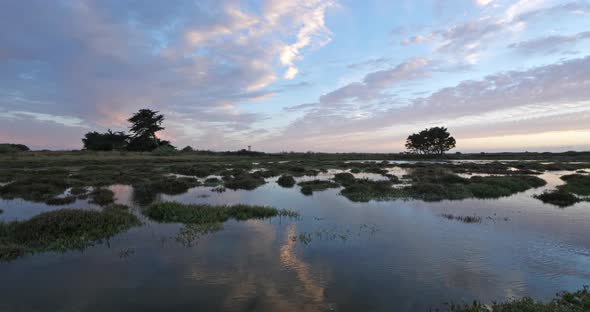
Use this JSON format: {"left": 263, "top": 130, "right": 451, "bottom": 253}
{"left": 1, "top": 170, "right": 589, "bottom": 311}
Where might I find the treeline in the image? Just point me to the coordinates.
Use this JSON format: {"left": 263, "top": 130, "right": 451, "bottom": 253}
{"left": 0, "top": 143, "right": 30, "bottom": 153}
{"left": 83, "top": 109, "right": 172, "bottom": 152}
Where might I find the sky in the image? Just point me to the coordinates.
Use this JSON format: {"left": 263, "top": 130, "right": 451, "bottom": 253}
{"left": 1, "top": 0, "right": 590, "bottom": 152}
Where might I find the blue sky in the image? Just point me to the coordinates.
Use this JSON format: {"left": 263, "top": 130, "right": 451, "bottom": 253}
{"left": 1, "top": 0, "right": 589, "bottom": 152}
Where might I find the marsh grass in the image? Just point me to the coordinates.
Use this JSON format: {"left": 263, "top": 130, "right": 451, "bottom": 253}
{"left": 0, "top": 174, "right": 70, "bottom": 202}
{"left": 297, "top": 180, "right": 340, "bottom": 195}
{"left": 145, "top": 201, "right": 298, "bottom": 224}
{"left": 203, "top": 177, "right": 222, "bottom": 187}
{"left": 132, "top": 176, "right": 202, "bottom": 202}
{"left": 440, "top": 214, "right": 482, "bottom": 223}
{"left": 0, "top": 206, "right": 141, "bottom": 261}
{"left": 333, "top": 172, "right": 356, "bottom": 186}
{"left": 277, "top": 175, "right": 296, "bottom": 188}
{"left": 560, "top": 174, "right": 590, "bottom": 196}
{"left": 69, "top": 186, "right": 88, "bottom": 196}
{"left": 223, "top": 173, "right": 266, "bottom": 190}
{"left": 438, "top": 286, "right": 590, "bottom": 312}
{"left": 89, "top": 188, "right": 115, "bottom": 206}
{"left": 176, "top": 223, "right": 223, "bottom": 247}
{"left": 340, "top": 179, "right": 398, "bottom": 202}
{"left": 45, "top": 196, "right": 77, "bottom": 206}
{"left": 535, "top": 190, "right": 581, "bottom": 207}
{"left": 341, "top": 173, "right": 546, "bottom": 202}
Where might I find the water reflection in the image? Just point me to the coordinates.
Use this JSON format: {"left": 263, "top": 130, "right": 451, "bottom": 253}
{"left": 0, "top": 170, "right": 589, "bottom": 311}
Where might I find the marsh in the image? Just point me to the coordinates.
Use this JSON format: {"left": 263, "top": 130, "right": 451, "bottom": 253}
{"left": 1, "top": 152, "right": 589, "bottom": 311}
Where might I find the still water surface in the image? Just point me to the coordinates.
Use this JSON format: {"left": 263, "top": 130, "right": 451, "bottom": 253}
{"left": 1, "top": 169, "right": 589, "bottom": 311}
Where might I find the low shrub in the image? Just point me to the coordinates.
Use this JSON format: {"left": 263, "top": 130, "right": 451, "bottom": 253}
{"left": 277, "top": 175, "right": 296, "bottom": 188}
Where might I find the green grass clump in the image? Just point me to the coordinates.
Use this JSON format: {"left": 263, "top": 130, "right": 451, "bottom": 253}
{"left": 298, "top": 180, "right": 340, "bottom": 195}
{"left": 145, "top": 201, "right": 298, "bottom": 224}
{"left": 340, "top": 173, "right": 546, "bottom": 202}
{"left": 45, "top": 196, "right": 77, "bottom": 206}
{"left": 442, "top": 286, "right": 590, "bottom": 311}
{"left": 203, "top": 177, "right": 222, "bottom": 187}
{"left": 560, "top": 174, "right": 590, "bottom": 196}
{"left": 69, "top": 186, "right": 88, "bottom": 196}
{"left": 0, "top": 174, "right": 70, "bottom": 202}
{"left": 408, "top": 183, "right": 473, "bottom": 201}
{"left": 134, "top": 176, "right": 201, "bottom": 196}
{"left": 535, "top": 190, "right": 581, "bottom": 207}
{"left": 333, "top": 172, "right": 356, "bottom": 186}
{"left": 340, "top": 179, "right": 397, "bottom": 202}
{"left": 89, "top": 188, "right": 115, "bottom": 206}
{"left": 277, "top": 175, "right": 296, "bottom": 188}
{"left": 223, "top": 173, "right": 266, "bottom": 190}
{"left": 0, "top": 206, "right": 140, "bottom": 261}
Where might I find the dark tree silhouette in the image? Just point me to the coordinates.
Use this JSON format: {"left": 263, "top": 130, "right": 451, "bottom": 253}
{"left": 127, "top": 109, "right": 165, "bottom": 151}
{"left": 0, "top": 143, "right": 30, "bottom": 152}
{"left": 82, "top": 130, "right": 128, "bottom": 151}
{"left": 405, "top": 127, "right": 456, "bottom": 155}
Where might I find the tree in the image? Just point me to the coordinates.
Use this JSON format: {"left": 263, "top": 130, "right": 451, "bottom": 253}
{"left": 0, "top": 143, "right": 29, "bottom": 152}
{"left": 82, "top": 130, "right": 128, "bottom": 151}
{"left": 405, "top": 127, "right": 456, "bottom": 156}
{"left": 127, "top": 109, "right": 165, "bottom": 151}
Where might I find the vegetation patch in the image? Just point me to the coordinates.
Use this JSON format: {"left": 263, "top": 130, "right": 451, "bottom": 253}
{"left": 341, "top": 173, "right": 546, "bottom": 202}
{"left": 69, "top": 186, "right": 88, "bottom": 196}
{"left": 203, "top": 177, "right": 222, "bottom": 187}
{"left": 277, "top": 175, "right": 296, "bottom": 188}
{"left": 133, "top": 176, "right": 201, "bottom": 198}
{"left": 45, "top": 196, "right": 77, "bottom": 206}
{"left": 145, "top": 201, "right": 298, "bottom": 224}
{"left": 0, "top": 173, "right": 70, "bottom": 202}
{"left": 89, "top": 188, "right": 115, "bottom": 206}
{"left": 0, "top": 206, "right": 141, "bottom": 261}
{"left": 341, "top": 179, "right": 398, "bottom": 202}
{"left": 441, "top": 286, "right": 590, "bottom": 311}
{"left": 440, "top": 214, "right": 481, "bottom": 223}
{"left": 223, "top": 173, "right": 266, "bottom": 190}
{"left": 560, "top": 174, "right": 590, "bottom": 196}
{"left": 333, "top": 172, "right": 356, "bottom": 186}
{"left": 298, "top": 180, "right": 340, "bottom": 195}
{"left": 534, "top": 190, "right": 581, "bottom": 207}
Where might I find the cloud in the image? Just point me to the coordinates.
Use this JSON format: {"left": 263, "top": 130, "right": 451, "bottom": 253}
{"left": 474, "top": 0, "right": 493, "bottom": 6}
{"left": 270, "top": 0, "right": 336, "bottom": 79}
{"left": 400, "top": 1, "right": 589, "bottom": 64}
{"left": 0, "top": 0, "right": 335, "bottom": 148}
{"left": 347, "top": 57, "right": 390, "bottom": 70}
{"left": 283, "top": 103, "right": 318, "bottom": 113}
{"left": 256, "top": 55, "right": 590, "bottom": 152}
{"left": 509, "top": 31, "right": 590, "bottom": 55}
{"left": 319, "top": 58, "right": 430, "bottom": 107}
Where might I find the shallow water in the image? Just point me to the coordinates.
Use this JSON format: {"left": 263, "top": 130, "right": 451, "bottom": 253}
{"left": 1, "top": 170, "right": 590, "bottom": 311}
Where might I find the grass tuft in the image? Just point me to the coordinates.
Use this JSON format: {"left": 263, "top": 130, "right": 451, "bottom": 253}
{"left": 145, "top": 201, "right": 298, "bottom": 224}
{"left": 45, "top": 196, "right": 77, "bottom": 206}
{"left": 0, "top": 206, "right": 140, "bottom": 261}
{"left": 277, "top": 175, "right": 296, "bottom": 188}
{"left": 440, "top": 286, "right": 590, "bottom": 311}
{"left": 560, "top": 174, "right": 590, "bottom": 196}
{"left": 89, "top": 188, "right": 115, "bottom": 206}
{"left": 223, "top": 173, "right": 266, "bottom": 190}
{"left": 535, "top": 189, "right": 581, "bottom": 207}
{"left": 440, "top": 214, "right": 482, "bottom": 223}
{"left": 333, "top": 172, "right": 356, "bottom": 186}
{"left": 298, "top": 180, "right": 340, "bottom": 195}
